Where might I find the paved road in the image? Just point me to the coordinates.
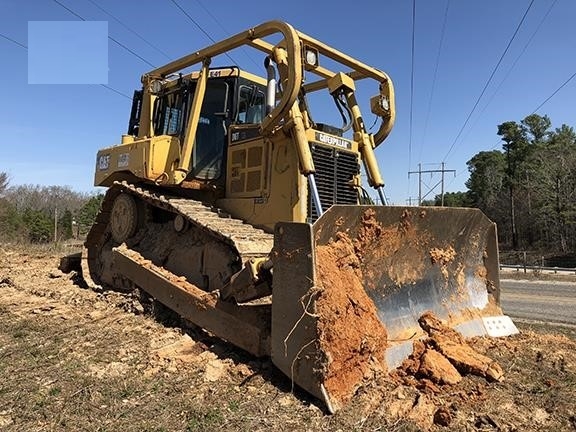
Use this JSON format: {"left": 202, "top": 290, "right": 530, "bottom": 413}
{"left": 500, "top": 279, "right": 576, "bottom": 325}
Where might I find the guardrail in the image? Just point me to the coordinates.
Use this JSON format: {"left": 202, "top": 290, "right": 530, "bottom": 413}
{"left": 500, "top": 264, "right": 576, "bottom": 275}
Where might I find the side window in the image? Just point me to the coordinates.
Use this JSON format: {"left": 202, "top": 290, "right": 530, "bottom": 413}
{"left": 191, "top": 80, "right": 229, "bottom": 180}
{"left": 237, "top": 86, "right": 265, "bottom": 124}
{"left": 153, "top": 90, "right": 186, "bottom": 136}
{"left": 163, "top": 106, "right": 181, "bottom": 135}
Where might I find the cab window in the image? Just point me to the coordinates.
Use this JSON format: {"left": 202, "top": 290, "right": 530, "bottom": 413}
{"left": 236, "top": 85, "right": 265, "bottom": 124}
{"left": 153, "top": 90, "right": 187, "bottom": 136}
{"left": 191, "top": 80, "right": 229, "bottom": 180}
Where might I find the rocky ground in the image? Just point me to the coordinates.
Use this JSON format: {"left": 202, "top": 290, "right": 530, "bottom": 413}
{"left": 0, "top": 245, "right": 575, "bottom": 431}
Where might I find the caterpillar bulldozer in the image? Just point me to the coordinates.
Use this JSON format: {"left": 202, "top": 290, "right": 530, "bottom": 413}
{"left": 77, "top": 21, "right": 517, "bottom": 412}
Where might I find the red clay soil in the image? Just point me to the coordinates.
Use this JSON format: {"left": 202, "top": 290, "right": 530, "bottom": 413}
{"left": 419, "top": 312, "right": 504, "bottom": 381}
{"left": 357, "top": 209, "right": 431, "bottom": 287}
{"left": 313, "top": 209, "right": 440, "bottom": 408}
{"left": 395, "top": 312, "right": 504, "bottom": 387}
{"left": 429, "top": 246, "right": 457, "bottom": 266}
{"left": 315, "top": 233, "right": 387, "bottom": 408}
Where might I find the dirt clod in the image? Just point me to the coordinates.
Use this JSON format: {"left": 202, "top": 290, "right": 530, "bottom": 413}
{"left": 433, "top": 406, "right": 452, "bottom": 427}
{"left": 418, "top": 349, "right": 462, "bottom": 385}
{"left": 429, "top": 246, "right": 456, "bottom": 266}
{"left": 407, "top": 394, "right": 436, "bottom": 430}
{"left": 433, "top": 334, "right": 504, "bottom": 381}
{"left": 418, "top": 311, "right": 464, "bottom": 342}
{"left": 418, "top": 312, "right": 504, "bottom": 382}
{"left": 48, "top": 270, "right": 63, "bottom": 279}
{"left": 474, "top": 414, "right": 499, "bottom": 429}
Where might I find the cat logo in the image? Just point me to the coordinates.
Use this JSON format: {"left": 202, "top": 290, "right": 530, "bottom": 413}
{"left": 315, "top": 132, "right": 351, "bottom": 150}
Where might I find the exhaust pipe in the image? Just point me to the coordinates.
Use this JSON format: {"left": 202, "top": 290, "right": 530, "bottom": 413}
{"left": 264, "top": 57, "right": 276, "bottom": 115}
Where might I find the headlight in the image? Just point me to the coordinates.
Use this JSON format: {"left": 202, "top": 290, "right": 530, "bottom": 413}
{"left": 304, "top": 47, "right": 319, "bottom": 68}
{"left": 149, "top": 79, "right": 163, "bottom": 94}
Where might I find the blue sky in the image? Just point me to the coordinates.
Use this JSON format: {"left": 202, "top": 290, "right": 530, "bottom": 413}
{"left": 1, "top": 0, "right": 575, "bottom": 205}
{"left": 28, "top": 20, "right": 108, "bottom": 84}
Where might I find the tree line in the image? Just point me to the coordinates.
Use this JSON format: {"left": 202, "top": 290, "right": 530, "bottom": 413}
{"left": 0, "top": 175, "right": 103, "bottom": 243}
{"left": 427, "top": 114, "right": 576, "bottom": 254}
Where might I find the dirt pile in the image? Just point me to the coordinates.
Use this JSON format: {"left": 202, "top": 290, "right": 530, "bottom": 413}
{"left": 315, "top": 231, "right": 387, "bottom": 409}
{"left": 314, "top": 209, "right": 407, "bottom": 408}
{"left": 395, "top": 312, "right": 504, "bottom": 388}
{"left": 313, "top": 209, "right": 463, "bottom": 409}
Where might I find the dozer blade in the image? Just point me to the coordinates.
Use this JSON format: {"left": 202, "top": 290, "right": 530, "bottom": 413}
{"left": 270, "top": 205, "right": 517, "bottom": 413}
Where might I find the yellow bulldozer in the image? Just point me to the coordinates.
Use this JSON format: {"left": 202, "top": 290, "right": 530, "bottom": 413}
{"left": 75, "top": 21, "right": 517, "bottom": 412}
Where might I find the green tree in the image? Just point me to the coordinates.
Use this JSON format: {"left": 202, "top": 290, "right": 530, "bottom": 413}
{"left": 466, "top": 150, "right": 506, "bottom": 210}
{"left": 432, "top": 191, "right": 472, "bottom": 207}
{"left": 77, "top": 194, "right": 104, "bottom": 236}
{"left": 522, "top": 114, "right": 551, "bottom": 145}
{"left": 0, "top": 202, "right": 25, "bottom": 241}
{"left": 22, "top": 208, "right": 52, "bottom": 243}
{"left": 497, "top": 115, "right": 552, "bottom": 249}
{"left": 0, "top": 173, "right": 18, "bottom": 241}
{"left": 464, "top": 113, "right": 576, "bottom": 252}
{"left": 529, "top": 124, "right": 576, "bottom": 252}
{"left": 58, "top": 209, "right": 73, "bottom": 240}
{"left": 0, "top": 172, "right": 8, "bottom": 196}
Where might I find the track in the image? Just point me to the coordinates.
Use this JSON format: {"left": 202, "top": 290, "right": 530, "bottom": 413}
{"left": 84, "top": 181, "right": 274, "bottom": 291}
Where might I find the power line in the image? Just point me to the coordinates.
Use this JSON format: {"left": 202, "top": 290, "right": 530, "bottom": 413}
{"left": 52, "top": 0, "right": 84, "bottom": 19}
{"left": 532, "top": 70, "right": 576, "bottom": 113}
{"left": 419, "top": 0, "right": 450, "bottom": 163}
{"left": 108, "top": 35, "right": 156, "bottom": 68}
{"left": 51, "top": 0, "right": 156, "bottom": 68}
{"left": 442, "top": 0, "right": 536, "bottom": 162}
{"left": 84, "top": 0, "right": 172, "bottom": 60}
{"left": 168, "top": 0, "right": 216, "bottom": 44}
{"left": 445, "top": 1, "right": 557, "bottom": 192}
{"left": 99, "top": 84, "right": 132, "bottom": 100}
{"left": 168, "top": 0, "right": 238, "bottom": 66}
{"left": 0, "top": 31, "right": 131, "bottom": 100}
{"left": 0, "top": 32, "right": 27, "bottom": 49}
{"left": 408, "top": 0, "right": 416, "bottom": 175}
{"left": 488, "top": 0, "right": 557, "bottom": 111}
{"left": 193, "top": 0, "right": 225, "bottom": 35}
{"left": 193, "top": 0, "right": 260, "bottom": 69}
{"left": 460, "top": 0, "right": 558, "bottom": 144}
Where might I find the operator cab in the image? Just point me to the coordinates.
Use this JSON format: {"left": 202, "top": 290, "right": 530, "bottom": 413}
{"left": 128, "top": 67, "right": 267, "bottom": 188}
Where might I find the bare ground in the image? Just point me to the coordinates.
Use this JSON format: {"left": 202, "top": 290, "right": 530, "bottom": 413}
{"left": 0, "top": 246, "right": 575, "bottom": 431}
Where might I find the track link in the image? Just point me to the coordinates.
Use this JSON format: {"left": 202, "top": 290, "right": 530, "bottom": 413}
{"left": 84, "top": 181, "right": 274, "bottom": 290}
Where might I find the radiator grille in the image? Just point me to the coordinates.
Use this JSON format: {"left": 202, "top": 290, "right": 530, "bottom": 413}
{"left": 308, "top": 144, "right": 359, "bottom": 221}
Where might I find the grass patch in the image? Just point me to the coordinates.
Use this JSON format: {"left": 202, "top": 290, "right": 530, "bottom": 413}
{"left": 186, "top": 408, "right": 224, "bottom": 432}
{"left": 48, "top": 386, "right": 61, "bottom": 397}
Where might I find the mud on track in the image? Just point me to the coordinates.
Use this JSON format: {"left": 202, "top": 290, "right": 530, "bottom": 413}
{"left": 1, "top": 246, "right": 575, "bottom": 431}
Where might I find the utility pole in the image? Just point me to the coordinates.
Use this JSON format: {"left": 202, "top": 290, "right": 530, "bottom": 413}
{"left": 440, "top": 162, "right": 451, "bottom": 206}
{"left": 408, "top": 163, "right": 456, "bottom": 206}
